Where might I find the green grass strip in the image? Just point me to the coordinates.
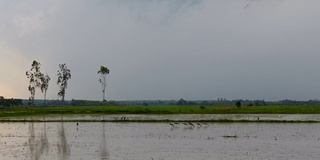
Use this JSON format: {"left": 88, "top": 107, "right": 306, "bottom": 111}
{"left": 1, "top": 105, "right": 320, "bottom": 118}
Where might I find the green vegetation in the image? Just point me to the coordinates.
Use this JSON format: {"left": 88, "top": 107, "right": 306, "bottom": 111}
{"left": 57, "top": 63, "right": 71, "bottom": 105}
{"left": 1, "top": 105, "right": 320, "bottom": 118}
{"left": 25, "top": 60, "right": 51, "bottom": 106}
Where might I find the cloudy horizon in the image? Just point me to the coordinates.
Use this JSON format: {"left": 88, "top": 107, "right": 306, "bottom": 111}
{"left": 1, "top": 0, "right": 320, "bottom": 101}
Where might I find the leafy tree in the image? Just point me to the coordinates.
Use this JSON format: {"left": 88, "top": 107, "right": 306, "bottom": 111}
{"left": 26, "top": 60, "right": 43, "bottom": 106}
{"left": 40, "top": 73, "right": 51, "bottom": 105}
{"left": 57, "top": 63, "right": 71, "bottom": 105}
{"left": 97, "top": 66, "right": 110, "bottom": 101}
{"left": 177, "top": 98, "right": 187, "bottom": 106}
{"left": 200, "top": 106, "right": 206, "bottom": 110}
{"left": 235, "top": 101, "right": 241, "bottom": 108}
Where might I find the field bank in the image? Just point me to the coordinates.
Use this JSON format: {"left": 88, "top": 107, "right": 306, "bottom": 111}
{"left": 0, "top": 114, "right": 320, "bottom": 122}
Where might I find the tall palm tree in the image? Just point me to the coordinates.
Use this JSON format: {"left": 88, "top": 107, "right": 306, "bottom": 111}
{"left": 98, "top": 66, "right": 110, "bottom": 101}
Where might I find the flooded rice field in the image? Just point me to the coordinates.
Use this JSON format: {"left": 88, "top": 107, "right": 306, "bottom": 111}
{"left": 2, "top": 114, "right": 320, "bottom": 122}
{"left": 0, "top": 122, "right": 320, "bottom": 160}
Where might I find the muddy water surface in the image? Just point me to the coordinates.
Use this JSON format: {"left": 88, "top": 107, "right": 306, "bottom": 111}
{"left": 0, "top": 122, "right": 320, "bottom": 160}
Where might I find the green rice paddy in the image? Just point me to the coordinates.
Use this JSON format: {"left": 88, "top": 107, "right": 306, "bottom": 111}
{"left": 0, "top": 105, "right": 320, "bottom": 118}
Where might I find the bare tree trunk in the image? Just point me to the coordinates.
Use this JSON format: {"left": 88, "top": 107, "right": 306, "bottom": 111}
{"left": 62, "top": 96, "right": 65, "bottom": 106}
{"left": 103, "top": 90, "right": 106, "bottom": 102}
{"left": 103, "top": 76, "right": 106, "bottom": 102}
{"left": 44, "top": 93, "right": 47, "bottom": 106}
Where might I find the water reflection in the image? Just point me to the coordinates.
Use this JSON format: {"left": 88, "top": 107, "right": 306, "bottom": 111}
{"left": 57, "top": 123, "right": 70, "bottom": 160}
{"left": 100, "top": 123, "right": 109, "bottom": 160}
{"left": 28, "top": 122, "right": 49, "bottom": 160}
{"left": 16, "top": 122, "right": 320, "bottom": 159}
{"left": 28, "top": 122, "right": 36, "bottom": 159}
{"left": 25, "top": 122, "right": 109, "bottom": 160}
{"left": 39, "top": 123, "right": 49, "bottom": 156}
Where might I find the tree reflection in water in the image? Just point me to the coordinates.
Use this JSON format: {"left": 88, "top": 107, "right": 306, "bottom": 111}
{"left": 100, "top": 123, "right": 109, "bottom": 160}
{"left": 28, "top": 122, "right": 49, "bottom": 160}
{"left": 39, "top": 123, "right": 49, "bottom": 156}
{"left": 57, "top": 122, "right": 70, "bottom": 160}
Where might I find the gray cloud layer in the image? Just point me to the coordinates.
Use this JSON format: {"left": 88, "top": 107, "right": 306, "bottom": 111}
{"left": 1, "top": 0, "right": 320, "bottom": 101}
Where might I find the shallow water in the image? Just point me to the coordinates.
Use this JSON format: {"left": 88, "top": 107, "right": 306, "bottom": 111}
{"left": 2, "top": 114, "right": 320, "bottom": 122}
{"left": 0, "top": 122, "right": 320, "bottom": 160}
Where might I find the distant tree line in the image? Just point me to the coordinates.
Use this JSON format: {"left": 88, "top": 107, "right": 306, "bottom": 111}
{"left": 3, "top": 98, "right": 320, "bottom": 108}
{"left": 0, "top": 98, "right": 23, "bottom": 107}
{"left": 114, "top": 99, "right": 320, "bottom": 107}
{"left": 70, "top": 99, "right": 116, "bottom": 106}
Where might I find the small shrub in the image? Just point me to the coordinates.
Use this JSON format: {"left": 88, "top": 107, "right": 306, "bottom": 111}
{"left": 200, "top": 106, "right": 206, "bottom": 110}
{"left": 235, "top": 101, "right": 241, "bottom": 108}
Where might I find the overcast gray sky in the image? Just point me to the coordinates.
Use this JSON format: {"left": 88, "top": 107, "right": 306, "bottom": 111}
{"left": 1, "top": 0, "right": 320, "bottom": 101}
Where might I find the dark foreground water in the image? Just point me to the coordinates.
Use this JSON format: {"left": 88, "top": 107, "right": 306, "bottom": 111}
{"left": 0, "top": 122, "right": 320, "bottom": 160}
